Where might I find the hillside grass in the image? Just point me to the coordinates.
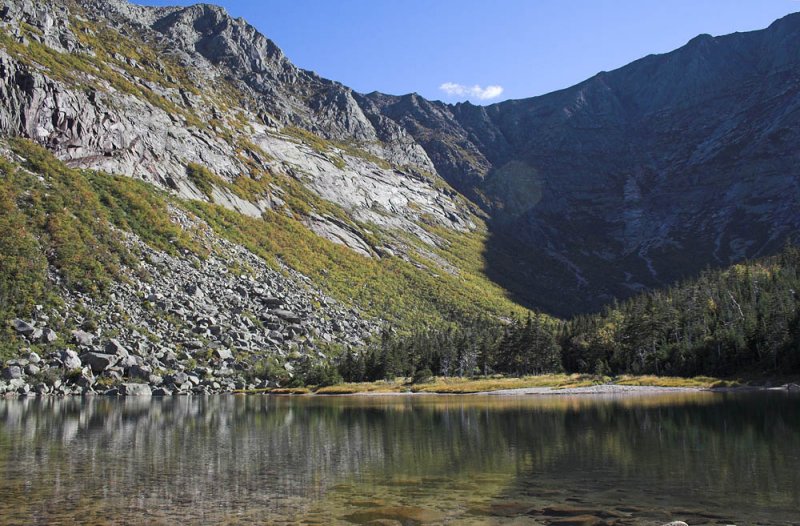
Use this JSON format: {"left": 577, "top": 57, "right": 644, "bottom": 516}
{"left": 2, "top": 140, "right": 526, "bottom": 347}
{"left": 0, "top": 140, "right": 210, "bottom": 358}
{"left": 614, "top": 375, "right": 738, "bottom": 389}
{"left": 184, "top": 199, "right": 528, "bottom": 329}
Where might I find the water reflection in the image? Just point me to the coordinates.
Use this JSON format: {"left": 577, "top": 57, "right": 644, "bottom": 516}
{"left": 0, "top": 392, "right": 798, "bottom": 524}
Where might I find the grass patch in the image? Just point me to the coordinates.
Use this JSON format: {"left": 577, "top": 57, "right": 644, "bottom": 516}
{"left": 614, "top": 375, "right": 738, "bottom": 389}
{"left": 186, "top": 163, "right": 217, "bottom": 200}
{"left": 234, "top": 387, "right": 311, "bottom": 395}
{"left": 409, "top": 374, "right": 605, "bottom": 393}
{"left": 315, "top": 381, "right": 406, "bottom": 395}
{"left": 308, "top": 374, "right": 746, "bottom": 394}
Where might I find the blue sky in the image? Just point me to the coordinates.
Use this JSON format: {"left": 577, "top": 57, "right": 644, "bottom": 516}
{"left": 136, "top": 0, "right": 799, "bottom": 103}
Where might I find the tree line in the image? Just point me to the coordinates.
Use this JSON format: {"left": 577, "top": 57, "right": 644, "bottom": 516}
{"left": 329, "top": 245, "right": 800, "bottom": 382}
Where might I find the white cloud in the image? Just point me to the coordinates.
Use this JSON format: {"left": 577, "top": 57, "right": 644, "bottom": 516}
{"left": 439, "top": 82, "right": 504, "bottom": 100}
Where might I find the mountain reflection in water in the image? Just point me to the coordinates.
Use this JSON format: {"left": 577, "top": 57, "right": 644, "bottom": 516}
{"left": 0, "top": 392, "right": 798, "bottom": 525}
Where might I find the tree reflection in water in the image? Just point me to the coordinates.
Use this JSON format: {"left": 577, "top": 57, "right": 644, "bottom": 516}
{"left": 0, "top": 392, "right": 798, "bottom": 525}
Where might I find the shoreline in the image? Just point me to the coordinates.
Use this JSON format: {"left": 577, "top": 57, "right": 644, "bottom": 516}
{"left": 3, "top": 375, "right": 798, "bottom": 399}
{"left": 318, "top": 383, "right": 798, "bottom": 397}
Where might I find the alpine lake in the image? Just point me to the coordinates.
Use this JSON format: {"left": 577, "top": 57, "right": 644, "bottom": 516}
{"left": 0, "top": 391, "right": 798, "bottom": 525}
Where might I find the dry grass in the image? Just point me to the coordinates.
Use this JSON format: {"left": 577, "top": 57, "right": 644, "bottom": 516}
{"left": 234, "top": 387, "right": 311, "bottom": 395}
{"left": 315, "top": 381, "right": 405, "bottom": 395}
{"left": 410, "top": 374, "right": 606, "bottom": 393}
{"left": 313, "top": 374, "right": 607, "bottom": 395}
{"left": 237, "top": 374, "right": 750, "bottom": 396}
{"left": 613, "top": 375, "right": 737, "bottom": 388}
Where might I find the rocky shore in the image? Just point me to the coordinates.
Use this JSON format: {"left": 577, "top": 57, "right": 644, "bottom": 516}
{"left": 0, "top": 212, "right": 379, "bottom": 398}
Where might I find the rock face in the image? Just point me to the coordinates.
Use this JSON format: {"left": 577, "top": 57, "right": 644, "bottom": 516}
{"left": 0, "top": 0, "right": 474, "bottom": 257}
{"left": 1, "top": 0, "right": 799, "bottom": 325}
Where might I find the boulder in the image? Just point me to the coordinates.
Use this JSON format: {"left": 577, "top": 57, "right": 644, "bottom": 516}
{"left": 104, "top": 339, "right": 129, "bottom": 357}
{"left": 71, "top": 330, "right": 94, "bottom": 346}
{"left": 261, "top": 297, "right": 283, "bottom": 307}
{"left": 75, "top": 367, "right": 95, "bottom": 389}
{"left": 81, "top": 353, "right": 119, "bottom": 374}
{"left": 271, "top": 309, "right": 303, "bottom": 324}
{"left": 120, "top": 383, "right": 152, "bottom": 396}
{"left": 11, "top": 319, "right": 35, "bottom": 336}
{"left": 118, "top": 355, "right": 138, "bottom": 369}
{"left": 184, "top": 283, "right": 204, "bottom": 298}
{"left": 60, "top": 349, "right": 82, "bottom": 370}
{"left": 24, "top": 364, "right": 40, "bottom": 376}
{"left": 212, "top": 348, "right": 233, "bottom": 361}
{"left": 166, "top": 372, "right": 189, "bottom": 386}
{"left": 128, "top": 364, "right": 152, "bottom": 380}
{"left": 33, "top": 328, "right": 57, "bottom": 344}
{"left": 26, "top": 352, "right": 41, "bottom": 364}
{"left": 152, "top": 386, "right": 173, "bottom": 396}
{"left": 2, "top": 366, "right": 22, "bottom": 380}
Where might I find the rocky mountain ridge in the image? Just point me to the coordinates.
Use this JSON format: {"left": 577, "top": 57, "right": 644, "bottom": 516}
{"left": 363, "top": 14, "right": 800, "bottom": 312}
{"left": 0, "top": 0, "right": 476, "bottom": 255}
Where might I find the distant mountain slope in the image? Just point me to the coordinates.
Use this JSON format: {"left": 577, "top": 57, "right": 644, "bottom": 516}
{"left": 365, "top": 13, "right": 800, "bottom": 314}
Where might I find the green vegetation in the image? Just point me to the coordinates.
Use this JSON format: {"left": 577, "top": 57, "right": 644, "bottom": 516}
{"left": 614, "top": 375, "right": 737, "bottom": 389}
{"left": 185, "top": 163, "right": 217, "bottom": 200}
{"left": 355, "top": 244, "right": 800, "bottom": 384}
{"left": 311, "top": 374, "right": 603, "bottom": 394}
{"left": 245, "top": 373, "right": 735, "bottom": 394}
{"left": 335, "top": 314, "right": 561, "bottom": 383}
{"left": 184, "top": 199, "right": 527, "bottom": 329}
{"left": 0, "top": 140, "right": 210, "bottom": 358}
{"left": 561, "top": 246, "right": 800, "bottom": 377}
{"left": 0, "top": 157, "right": 49, "bottom": 337}
{"left": 6, "top": 140, "right": 129, "bottom": 294}
{"left": 89, "top": 171, "right": 205, "bottom": 258}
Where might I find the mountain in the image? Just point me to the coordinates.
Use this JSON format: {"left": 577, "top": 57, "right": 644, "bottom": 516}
{"left": 0, "top": 0, "right": 799, "bottom": 393}
{"left": 364, "top": 15, "right": 800, "bottom": 314}
{"left": 0, "top": 0, "right": 529, "bottom": 393}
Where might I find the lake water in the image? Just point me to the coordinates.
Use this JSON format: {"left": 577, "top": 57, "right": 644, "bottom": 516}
{"left": 0, "top": 392, "right": 798, "bottom": 525}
